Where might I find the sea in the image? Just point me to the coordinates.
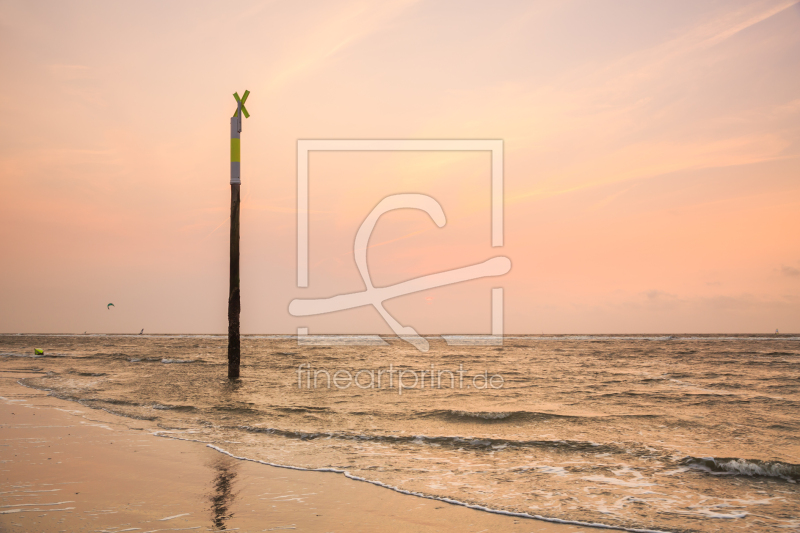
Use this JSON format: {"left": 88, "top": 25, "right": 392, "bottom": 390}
{"left": 1, "top": 334, "right": 798, "bottom": 533}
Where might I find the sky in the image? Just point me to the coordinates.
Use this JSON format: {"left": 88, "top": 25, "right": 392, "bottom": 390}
{"left": 1, "top": 0, "right": 799, "bottom": 334}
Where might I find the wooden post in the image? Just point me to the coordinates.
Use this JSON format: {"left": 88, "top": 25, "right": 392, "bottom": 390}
{"left": 228, "top": 91, "right": 249, "bottom": 378}
{"left": 227, "top": 177, "right": 241, "bottom": 378}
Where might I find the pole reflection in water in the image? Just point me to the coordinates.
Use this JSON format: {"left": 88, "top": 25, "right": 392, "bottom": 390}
{"left": 208, "top": 454, "right": 239, "bottom": 530}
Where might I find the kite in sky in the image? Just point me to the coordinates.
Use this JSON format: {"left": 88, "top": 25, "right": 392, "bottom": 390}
{"left": 107, "top": 303, "right": 114, "bottom": 310}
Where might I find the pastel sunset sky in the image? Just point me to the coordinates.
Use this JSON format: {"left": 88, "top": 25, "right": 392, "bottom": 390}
{"left": 1, "top": 0, "right": 799, "bottom": 334}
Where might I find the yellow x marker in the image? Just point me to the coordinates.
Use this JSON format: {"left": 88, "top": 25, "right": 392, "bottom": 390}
{"left": 233, "top": 90, "right": 251, "bottom": 118}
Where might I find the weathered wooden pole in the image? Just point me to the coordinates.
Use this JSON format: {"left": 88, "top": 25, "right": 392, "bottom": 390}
{"left": 228, "top": 90, "right": 249, "bottom": 379}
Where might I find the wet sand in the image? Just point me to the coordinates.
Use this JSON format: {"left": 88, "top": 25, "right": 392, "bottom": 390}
{"left": 0, "top": 373, "right": 595, "bottom": 533}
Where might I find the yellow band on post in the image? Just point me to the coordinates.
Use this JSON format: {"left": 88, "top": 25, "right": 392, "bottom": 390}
{"left": 230, "top": 138, "right": 240, "bottom": 162}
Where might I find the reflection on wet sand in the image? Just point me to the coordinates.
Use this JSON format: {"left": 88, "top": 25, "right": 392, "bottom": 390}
{"left": 208, "top": 455, "right": 238, "bottom": 530}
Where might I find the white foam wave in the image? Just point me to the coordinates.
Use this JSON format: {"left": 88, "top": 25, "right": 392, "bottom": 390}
{"left": 449, "top": 410, "right": 514, "bottom": 420}
{"left": 684, "top": 456, "right": 799, "bottom": 482}
{"left": 0, "top": 352, "right": 43, "bottom": 358}
{"left": 203, "top": 443, "right": 673, "bottom": 533}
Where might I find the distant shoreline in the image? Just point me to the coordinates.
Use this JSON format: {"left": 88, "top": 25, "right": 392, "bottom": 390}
{"left": 1, "top": 332, "right": 796, "bottom": 336}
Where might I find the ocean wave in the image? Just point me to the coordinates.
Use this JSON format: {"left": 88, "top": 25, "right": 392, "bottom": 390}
{"left": 447, "top": 410, "right": 516, "bottom": 420}
{"left": 239, "top": 425, "right": 642, "bottom": 455}
{"left": 430, "top": 409, "right": 658, "bottom": 422}
{"left": 682, "top": 456, "right": 800, "bottom": 482}
{"left": 96, "top": 407, "right": 158, "bottom": 421}
{"left": 214, "top": 405, "right": 263, "bottom": 416}
{"left": 34, "top": 391, "right": 161, "bottom": 422}
{"left": 82, "top": 397, "right": 139, "bottom": 407}
{"left": 276, "top": 405, "right": 331, "bottom": 414}
{"left": 152, "top": 403, "right": 196, "bottom": 412}
{"left": 424, "top": 409, "right": 582, "bottom": 422}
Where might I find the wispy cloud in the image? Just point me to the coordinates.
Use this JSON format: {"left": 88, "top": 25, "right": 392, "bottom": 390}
{"left": 260, "top": 0, "right": 421, "bottom": 95}
{"left": 780, "top": 265, "right": 800, "bottom": 277}
{"left": 487, "top": 2, "right": 800, "bottom": 204}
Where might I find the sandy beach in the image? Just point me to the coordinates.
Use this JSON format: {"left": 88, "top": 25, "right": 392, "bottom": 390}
{"left": 0, "top": 371, "right": 594, "bottom": 533}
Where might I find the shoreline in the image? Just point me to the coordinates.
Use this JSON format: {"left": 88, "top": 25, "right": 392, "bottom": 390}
{"left": 1, "top": 373, "right": 598, "bottom": 533}
{"left": 205, "top": 443, "right": 672, "bottom": 533}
